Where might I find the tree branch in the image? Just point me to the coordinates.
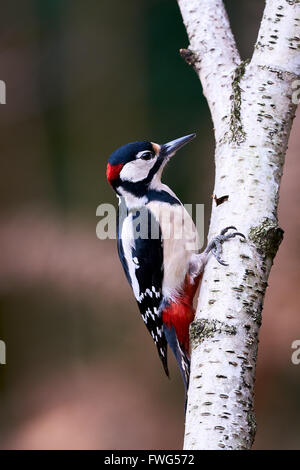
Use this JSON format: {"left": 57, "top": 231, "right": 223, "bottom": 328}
{"left": 178, "top": 0, "right": 241, "bottom": 142}
{"left": 178, "top": 0, "right": 300, "bottom": 450}
{"left": 252, "top": 0, "right": 300, "bottom": 75}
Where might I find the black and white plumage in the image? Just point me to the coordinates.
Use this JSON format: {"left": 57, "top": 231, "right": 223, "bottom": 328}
{"left": 106, "top": 134, "right": 244, "bottom": 400}
{"left": 107, "top": 134, "right": 200, "bottom": 394}
{"left": 117, "top": 203, "right": 169, "bottom": 376}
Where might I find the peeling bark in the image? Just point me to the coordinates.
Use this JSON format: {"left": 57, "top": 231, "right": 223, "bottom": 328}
{"left": 177, "top": 0, "right": 300, "bottom": 450}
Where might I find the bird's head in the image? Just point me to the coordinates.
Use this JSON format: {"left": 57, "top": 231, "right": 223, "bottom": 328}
{"left": 106, "top": 133, "right": 196, "bottom": 198}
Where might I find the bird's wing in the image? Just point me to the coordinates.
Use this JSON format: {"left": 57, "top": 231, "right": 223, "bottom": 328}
{"left": 117, "top": 205, "right": 168, "bottom": 376}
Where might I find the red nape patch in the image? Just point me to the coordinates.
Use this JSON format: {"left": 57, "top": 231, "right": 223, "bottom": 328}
{"left": 106, "top": 163, "right": 123, "bottom": 185}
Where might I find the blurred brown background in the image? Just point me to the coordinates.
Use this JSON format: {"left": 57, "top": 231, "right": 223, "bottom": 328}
{"left": 0, "top": 0, "right": 299, "bottom": 450}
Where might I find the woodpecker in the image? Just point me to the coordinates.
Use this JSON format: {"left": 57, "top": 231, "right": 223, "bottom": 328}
{"left": 106, "top": 134, "right": 244, "bottom": 395}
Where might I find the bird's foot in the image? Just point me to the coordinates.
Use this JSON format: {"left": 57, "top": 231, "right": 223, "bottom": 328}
{"left": 188, "top": 227, "right": 245, "bottom": 280}
{"left": 204, "top": 226, "right": 245, "bottom": 266}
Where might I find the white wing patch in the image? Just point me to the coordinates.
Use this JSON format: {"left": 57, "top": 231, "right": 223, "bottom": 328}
{"left": 121, "top": 213, "right": 140, "bottom": 300}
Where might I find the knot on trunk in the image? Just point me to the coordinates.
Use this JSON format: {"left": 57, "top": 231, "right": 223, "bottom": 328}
{"left": 249, "top": 217, "right": 284, "bottom": 260}
{"left": 190, "top": 318, "right": 237, "bottom": 349}
{"left": 179, "top": 48, "right": 197, "bottom": 66}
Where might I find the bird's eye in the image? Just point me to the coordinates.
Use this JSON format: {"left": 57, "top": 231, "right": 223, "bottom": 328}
{"left": 139, "top": 151, "right": 154, "bottom": 161}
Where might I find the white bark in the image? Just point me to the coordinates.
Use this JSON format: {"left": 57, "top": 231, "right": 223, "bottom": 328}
{"left": 178, "top": 0, "right": 300, "bottom": 450}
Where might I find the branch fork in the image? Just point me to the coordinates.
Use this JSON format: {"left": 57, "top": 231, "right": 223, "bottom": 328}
{"left": 177, "top": 0, "right": 300, "bottom": 450}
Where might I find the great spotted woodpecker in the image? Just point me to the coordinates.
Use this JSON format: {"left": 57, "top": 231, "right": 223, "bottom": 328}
{"left": 106, "top": 134, "right": 244, "bottom": 394}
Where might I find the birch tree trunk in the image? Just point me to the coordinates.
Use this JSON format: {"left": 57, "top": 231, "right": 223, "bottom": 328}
{"left": 177, "top": 0, "right": 300, "bottom": 450}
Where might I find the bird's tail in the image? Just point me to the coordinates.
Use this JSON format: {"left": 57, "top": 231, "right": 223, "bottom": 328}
{"left": 163, "top": 324, "right": 190, "bottom": 393}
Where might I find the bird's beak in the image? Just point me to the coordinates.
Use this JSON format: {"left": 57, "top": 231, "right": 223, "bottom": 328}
{"left": 160, "top": 133, "right": 196, "bottom": 159}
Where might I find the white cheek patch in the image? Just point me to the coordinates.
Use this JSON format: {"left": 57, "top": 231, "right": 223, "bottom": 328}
{"left": 120, "top": 157, "right": 157, "bottom": 183}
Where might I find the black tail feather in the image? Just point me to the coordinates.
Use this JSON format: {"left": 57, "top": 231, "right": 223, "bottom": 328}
{"left": 163, "top": 324, "right": 190, "bottom": 409}
{"left": 156, "top": 341, "right": 169, "bottom": 378}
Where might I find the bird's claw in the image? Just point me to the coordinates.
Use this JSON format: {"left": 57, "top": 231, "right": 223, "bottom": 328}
{"left": 205, "top": 226, "right": 246, "bottom": 266}
{"left": 211, "top": 246, "right": 228, "bottom": 266}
